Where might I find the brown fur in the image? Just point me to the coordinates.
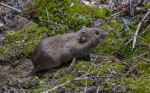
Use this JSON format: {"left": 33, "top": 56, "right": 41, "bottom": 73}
{"left": 30, "top": 27, "right": 107, "bottom": 74}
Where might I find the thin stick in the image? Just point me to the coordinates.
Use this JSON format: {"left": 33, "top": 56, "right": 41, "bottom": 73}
{"left": 68, "top": 58, "right": 76, "bottom": 70}
{"left": 132, "top": 10, "right": 150, "bottom": 49}
{"left": 125, "top": 38, "right": 133, "bottom": 45}
{"left": 140, "top": 57, "right": 150, "bottom": 62}
{"left": 107, "top": 11, "right": 124, "bottom": 20}
{"left": 96, "top": 85, "right": 101, "bottom": 93}
{"left": 46, "top": 7, "right": 49, "bottom": 21}
{"left": 84, "top": 56, "right": 97, "bottom": 93}
{"left": 42, "top": 70, "right": 99, "bottom": 93}
{"left": 65, "top": 58, "right": 76, "bottom": 76}
{"left": 0, "top": 3, "right": 21, "bottom": 13}
{"left": 142, "top": 24, "right": 150, "bottom": 34}
{"left": 111, "top": 38, "right": 127, "bottom": 55}
{"left": 122, "top": 17, "right": 134, "bottom": 35}
{"left": 42, "top": 74, "right": 114, "bottom": 93}
{"left": 111, "top": 52, "right": 148, "bottom": 66}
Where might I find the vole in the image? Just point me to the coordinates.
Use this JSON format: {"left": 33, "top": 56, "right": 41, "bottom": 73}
{"left": 29, "top": 27, "right": 108, "bottom": 76}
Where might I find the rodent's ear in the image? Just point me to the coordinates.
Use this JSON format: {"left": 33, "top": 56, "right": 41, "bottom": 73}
{"left": 78, "top": 31, "right": 89, "bottom": 43}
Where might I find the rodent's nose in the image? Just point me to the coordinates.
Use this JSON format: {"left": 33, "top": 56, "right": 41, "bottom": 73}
{"left": 101, "top": 31, "right": 108, "bottom": 39}
{"left": 103, "top": 31, "right": 108, "bottom": 36}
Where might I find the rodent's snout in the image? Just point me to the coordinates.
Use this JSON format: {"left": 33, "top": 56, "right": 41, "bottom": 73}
{"left": 103, "top": 31, "right": 108, "bottom": 36}
{"left": 98, "top": 30, "right": 108, "bottom": 43}
{"left": 101, "top": 31, "right": 108, "bottom": 39}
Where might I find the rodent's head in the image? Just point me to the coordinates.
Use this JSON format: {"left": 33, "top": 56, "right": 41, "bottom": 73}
{"left": 77, "top": 27, "right": 108, "bottom": 45}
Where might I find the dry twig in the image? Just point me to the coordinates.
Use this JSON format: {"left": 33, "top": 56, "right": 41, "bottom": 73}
{"left": 0, "top": 3, "right": 21, "bottom": 13}
{"left": 84, "top": 56, "right": 97, "bottom": 93}
{"left": 65, "top": 58, "right": 76, "bottom": 75}
{"left": 142, "top": 24, "right": 150, "bottom": 34}
{"left": 132, "top": 10, "right": 150, "bottom": 50}
{"left": 42, "top": 70, "right": 99, "bottom": 93}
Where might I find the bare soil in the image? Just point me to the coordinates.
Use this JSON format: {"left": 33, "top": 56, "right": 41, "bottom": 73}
{"left": 0, "top": 58, "right": 33, "bottom": 92}
{"left": 0, "top": 0, "right": 36, "bottom": 92}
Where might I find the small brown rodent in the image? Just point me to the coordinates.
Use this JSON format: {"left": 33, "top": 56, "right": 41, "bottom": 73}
{"left": 30, "top": 27, "right": 107, "bottom": 75}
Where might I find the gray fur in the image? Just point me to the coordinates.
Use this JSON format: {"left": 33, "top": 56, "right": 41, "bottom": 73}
{"left": 31, "top": 27, "right": 108, "bottom": 71}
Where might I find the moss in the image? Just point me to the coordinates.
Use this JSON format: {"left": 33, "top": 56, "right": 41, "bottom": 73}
{"left": 143, "top": 28, "right": 150, "bottom": 42}
{"left": 0, "top": 0, "right": 109, "bottom": 62}
{"left": 29, "top": 0, "right": 109, "bottom": 31}
{"left": 136, "top": 61, "right": 150, "bottom": 75}
{"left": 145, "top": 4, "right": 150, "bottom": 9}
{"left": 75, "top": 61, "right": 92, "bottom": 72}
{"left": 123, "top": 77, "right": 150, "bottom": 93}
{"left": 0, "top": 24, "right": 49, "bottom": 61}
{"left": 98, "top": 21, "right": 124, "bottom": 54}
{"left": 113, "top": 63, "right": 126, "bottom": 72}
{"left": 11, "top": 68, "right": 19, "bottom": 73}
{"left": 60, "top": 73, "right": 76, "bottom": 83}
{"left": 76, "top": 79, "right": 94, "bottom": 87}
{"left": 98, "top": 18, "right": 150, "bottom": 59}
{"left": 1, "top": 0, "right": 150, "bottom": 92}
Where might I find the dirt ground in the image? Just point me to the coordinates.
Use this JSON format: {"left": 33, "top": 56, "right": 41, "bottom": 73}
{"left": 0, "top": 0, "right": 36, "bottom": 92}
{"left": 0, "top": 58, "right": 33, "bottom": 92}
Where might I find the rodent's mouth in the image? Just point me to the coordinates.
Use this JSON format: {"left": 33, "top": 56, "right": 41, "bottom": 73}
{"left": 101, "top": 31, "right": 108, "bottom": 38}
{"left": 99, "top": 38, "right": 104, "bottom": 43}
{"left": 99, "top": 31, "right": 108, "bottom": 43}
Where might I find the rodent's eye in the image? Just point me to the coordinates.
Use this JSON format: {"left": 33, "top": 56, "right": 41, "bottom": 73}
{"left": 95, "top": 31, "right": 99, "bottom": 35}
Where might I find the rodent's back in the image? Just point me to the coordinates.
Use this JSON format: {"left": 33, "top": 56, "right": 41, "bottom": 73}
{"left": 32, "top": 33, "right": 79, "bottom": 70}
{"left": 31, "top": 27, "right": 108, "bottom": 71}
